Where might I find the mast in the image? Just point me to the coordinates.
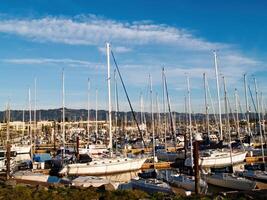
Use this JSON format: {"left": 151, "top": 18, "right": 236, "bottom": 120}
{"left": 34, "top": 77, "right": 37, "bottom": 154}
{"left": 6, "top": 102, "right": 10, "bottom": 142}
{"left": 203, "top": 73, "right": 210, "bottom": 137}
{"left": 95, "top": 88, "right": 98, "bottom": 139}
{"left": 107, "top": 43, "right": 113, "bottom": 151}
{"left": 244, "top": 74, "right": 251, "bottom": 136}
{"left": 140, "top": 92, "right": 144, "bottom": 139}
{"left": 62, "top": 69, "right": 65, "bottom": 156}
{"left": 235, "top": 89, "right": 240, "bottom": 140}
{"left": 184, "top": 95, "right": 188, "bottom": 160}
{"left": 222, "top": 76, "right": 233, "bottom": 167}
{"left": 261, "top": 92, "right": 266, "bottom": 144}
{"left": 163, "top": 69, "right": 175, "bottom": 147}
{"left": 149, "top": 74, "right": 156, "bottom": 163}
{"left": 29, "top": 88, "right": 33, "bottom": 160}
{"left": 213, "top": 50, "right": 223, "bottom": 140}
{"left": 6, "top": 102, "right": 11, "bottom": 180}
{"left": 22, "top": 107, "right": 25, "bottom": 136}
{"left": 140, "top": 92, "right": 143, "bottom": 125}
{"left": 254, "top": 78, "right": 265, "bottom": 163}
{"left": 162, "top": 68, "right": 167, "bottom": 150}
{"left": 187, "top": 76, "right": 193, "bottom": 166}
{"left": 156, "top": 92, "right": 161, "bottom": 138}
{"left": 87, "top": 78, "right": 90, "bottom": 143}
{"left": 114, "top": 69, "right": 119, "bottom": 143}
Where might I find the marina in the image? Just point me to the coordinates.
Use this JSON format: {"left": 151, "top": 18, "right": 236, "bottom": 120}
{"left": 0, "top": 1, "right": 266, "bottom": 200}
{"left": 0, "top": 42, "right": 266, "bottom": 199}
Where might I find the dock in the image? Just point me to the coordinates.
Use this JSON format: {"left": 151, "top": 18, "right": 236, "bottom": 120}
{"left": 141, "top": 162, "right": 173, "bottom": 170}
{"left": 245, "top": 156, "right": 267, "bottom": 163}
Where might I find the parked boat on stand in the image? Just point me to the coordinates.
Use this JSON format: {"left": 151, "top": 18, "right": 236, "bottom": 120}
{"left": 170, "top": 174, "right": 208, "bottom": 193}
{"left": 236, "top": 170, "right": 267, "bottom": 183}
{"left": 131, "top": 178, "right": 173, "bottom": 194}
{"left": 206, "top": 173, "right": 257, "bottom": 190}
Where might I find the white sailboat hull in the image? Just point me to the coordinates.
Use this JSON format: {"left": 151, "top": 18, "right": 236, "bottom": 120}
{"left": 12, "top": 145, "right": 31, "bottom": 154}
{"left": 60, "top": 157, "right": 147, "bottom": 175}
{"left": 185, "top": 150, "right": 247, "bottom": 168}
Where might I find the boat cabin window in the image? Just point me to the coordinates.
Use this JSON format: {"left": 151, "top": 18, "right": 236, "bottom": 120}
{"left": 0, "top": 151, "right": 16, "bottom": 157}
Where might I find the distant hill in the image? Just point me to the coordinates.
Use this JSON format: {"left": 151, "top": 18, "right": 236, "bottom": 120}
{"left": 0, "top": 108, "right": 257, "bottom": 123}
{"left": 0, "top": 108, "right": 195, "bottom": 122}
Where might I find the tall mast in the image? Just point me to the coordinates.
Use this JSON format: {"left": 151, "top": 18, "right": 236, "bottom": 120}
{"left": 261, "top": 92, "right": 266, "bottom": 143}
{"left": 114, "top": 69, "right": 119, "bottom": 140}
{"left": 235, "top": 89, "right": 240, "bottom": 140}
{"left": 244, "top": 74, "right": 251, "bottom": 136}
{"left": 162, "top": 68, "right": 167, "bottom": 150}
{"left": 222, "top": 77, "right": 233, "bottom": 166}
{"left": 254, "top": 78, "right": 265, "bottom": 163}
{"left": 156, "top": 92, "right": 161, "bottom": 138}
{"left": 22, "top": 107, "right": 25, "bottom": 136}
{"left": 6, "top": 102, "right": 10, "bottom": 142}
{"left": 184, "top": 95, "right": 188, "bottom": 159}
{"left": 62, "top": 69, "right": 65, "bottom": 156}
{"left": 140, "top": 92, "right": 143, "bottom": 125}
{"left": 187, "top": 76, "right": 193, "bottom": 166}
{"left": 203, "top": 73, "right": 210, "bottom": 137}
{"left": 29, "top": 88, "right": 33, "bottom": 160}
{"left": 87, "top": 78, "right": 90, "bottom": 143}
{"left": 107, "top": 43, "right": 112, "bottom": 151}
{"left": 34, "top": 77, "right": 37, "bottom": 154}
{"left": 149, "top": 74, "right": 156, "bottom": 163}
{"left": 213, "top": 50, "right": 223, "bottom": 140}
{"left": 95, "top": 88, "right": 98, "bottom": 139}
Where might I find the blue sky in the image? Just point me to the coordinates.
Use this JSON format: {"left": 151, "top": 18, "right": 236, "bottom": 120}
{"left": 0, "top": 0, "right": 266, "bottom": 113}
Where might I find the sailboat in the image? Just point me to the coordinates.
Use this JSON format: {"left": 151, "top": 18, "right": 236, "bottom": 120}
{"left": 0, "top": 103, "right": 17, "bottom": 172}
{"left": 79, "top": 78, "right": 109, "bottom": 157}
{"left": 184, "top": 149, "right": 247, "bottom": 168}
{"left": 156, "top": 68, "right": 183, "bottom": 162}
{"left": 11, "top": 107, "right": 31, "bottom": 155}
{"left": 186, "top": 56, "right": 247, "bottom": 169}
{"left": 205, "top": 76, "right": 256, "bottom": 190}
{"left": 60, "top": 43, "right": 147, "bottom": 176}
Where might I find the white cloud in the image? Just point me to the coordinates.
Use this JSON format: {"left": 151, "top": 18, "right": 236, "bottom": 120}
{"left": 2, "top": 58, "right": 100, "bottom": 68}
{"left": 0, "top": 15, "right": 225, "bottom": 50}
{"left": 98, "top": 46, "right": 132, "bottom": 54}
{"left": 0, "top": 15, "right": 265, "bottom": 112}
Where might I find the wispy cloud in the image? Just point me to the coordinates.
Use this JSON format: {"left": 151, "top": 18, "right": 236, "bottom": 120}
{"left": 98, "top": 46, "right": 132, "bottom": 54}
{"left": 0, "top": 15, "right": 265, "bottom": 111}
{"left": 0, "top": 15, "right": 226, "bottom": 50}
{"left": 2, "top": 58, "right": 100, "bottom": 68}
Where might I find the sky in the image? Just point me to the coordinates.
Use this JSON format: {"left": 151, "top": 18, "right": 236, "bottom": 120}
{"left": 0, "top": 0, "right": 267, "bottom": 113}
